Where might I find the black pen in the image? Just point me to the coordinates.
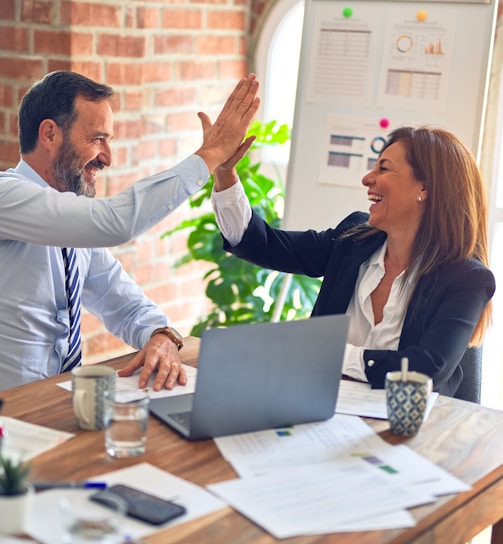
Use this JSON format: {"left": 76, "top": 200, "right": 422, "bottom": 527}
{"left": 33, "top": 481, "right": 108, "bottom": 491}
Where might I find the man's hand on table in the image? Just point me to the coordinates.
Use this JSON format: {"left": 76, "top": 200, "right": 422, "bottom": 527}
{"left": 117, "top": 335, "right": 187, "bottom": 391}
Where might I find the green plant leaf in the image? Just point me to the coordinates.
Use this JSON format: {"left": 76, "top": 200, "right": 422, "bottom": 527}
{"left": 0, "top": 456, "right": 31, "bottom": 496}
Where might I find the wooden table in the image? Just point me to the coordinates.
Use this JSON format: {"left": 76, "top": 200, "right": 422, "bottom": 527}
{"left": 2, "top": 337, "right": 503, "bottom": 544}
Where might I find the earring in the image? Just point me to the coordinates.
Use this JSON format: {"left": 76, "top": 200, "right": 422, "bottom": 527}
{"left": 417, "top": 196, "right": 423, "bottom": 202}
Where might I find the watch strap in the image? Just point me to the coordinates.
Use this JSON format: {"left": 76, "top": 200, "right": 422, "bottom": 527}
{"left": 150, "top": 326, "right": 184, "bottom": 350}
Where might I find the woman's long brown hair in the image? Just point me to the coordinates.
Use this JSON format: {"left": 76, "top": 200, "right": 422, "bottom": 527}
{"left": 358, "top": 126, "right": 492, "bottom": 345}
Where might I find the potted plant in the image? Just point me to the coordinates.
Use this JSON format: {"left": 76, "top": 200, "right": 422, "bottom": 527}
{"left": 163, "top": 120, "right": 322, "bottom": 336}
{"left": 0, "top": 455, "right": 34, "bottom": 535}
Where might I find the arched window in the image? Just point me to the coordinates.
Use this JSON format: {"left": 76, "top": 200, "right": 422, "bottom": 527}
{"left": 254, "top": 0, "right": 304, "bottom": 167}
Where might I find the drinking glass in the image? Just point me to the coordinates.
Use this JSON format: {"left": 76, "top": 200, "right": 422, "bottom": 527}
{"left": 104, "top": 390, "right": 149, "bottom": 458}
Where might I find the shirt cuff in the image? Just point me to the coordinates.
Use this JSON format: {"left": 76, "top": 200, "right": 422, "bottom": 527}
{"left": 211, "top": 181, "right": 252, "bottom": 247}
{"left": 342, "top": 344, "right": 368, "bottom": 383}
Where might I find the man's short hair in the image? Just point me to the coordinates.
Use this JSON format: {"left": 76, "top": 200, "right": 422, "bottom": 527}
{"left": 19, "top": 71, "right": 114, "bottom": 154}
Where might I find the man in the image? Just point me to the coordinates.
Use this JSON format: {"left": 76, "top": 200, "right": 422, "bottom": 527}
{"left": 0, "top": 70, "right": 259, "bottom": 392}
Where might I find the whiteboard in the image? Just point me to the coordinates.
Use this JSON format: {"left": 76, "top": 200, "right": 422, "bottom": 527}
{"left": 283, "top": 0, "right": 498, "bottom": 231}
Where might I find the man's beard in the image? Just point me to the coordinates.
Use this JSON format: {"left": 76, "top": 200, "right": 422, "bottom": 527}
{"left": 51, "top": 139, "right": 102, "bottom": 197}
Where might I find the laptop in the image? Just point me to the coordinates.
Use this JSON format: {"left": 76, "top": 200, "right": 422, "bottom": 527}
{"left": 149, "top": 314, "right": 350, "bottom": 440}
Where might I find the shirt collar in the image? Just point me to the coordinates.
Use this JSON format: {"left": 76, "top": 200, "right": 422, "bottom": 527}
{"left": 366, "top": 240, "right": 417, "bottom": 285}
{"left": 368, "top": 240, "right": 387, "bottom": 270}
{"left": 13, "top": 160, "right": 50, "bottom": 189}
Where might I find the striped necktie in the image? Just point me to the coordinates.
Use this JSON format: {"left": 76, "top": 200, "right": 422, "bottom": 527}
{"left": 61, "top": 247, "right": 82, "bottom": 372}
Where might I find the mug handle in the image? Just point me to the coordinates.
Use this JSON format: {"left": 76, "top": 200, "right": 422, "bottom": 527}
{"left": 73, "top": 390, "right": 91, "bottom": 426}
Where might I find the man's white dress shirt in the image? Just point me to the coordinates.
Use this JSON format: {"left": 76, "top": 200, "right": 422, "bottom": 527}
{"left": 0, "top": 157, "right": 208, "bottom": 390}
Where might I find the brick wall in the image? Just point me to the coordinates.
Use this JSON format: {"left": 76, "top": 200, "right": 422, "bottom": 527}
{"left": 0, "top": 0, "right": 273, "bottom": 364}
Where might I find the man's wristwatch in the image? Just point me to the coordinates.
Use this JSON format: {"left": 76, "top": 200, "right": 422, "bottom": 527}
{"left": 150, "top": 326, "right": 184, "bottom": 350}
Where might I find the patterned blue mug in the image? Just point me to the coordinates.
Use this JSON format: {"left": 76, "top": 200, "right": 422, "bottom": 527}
{"left": 385, "top": 371, "right": 432, "bottom": 436}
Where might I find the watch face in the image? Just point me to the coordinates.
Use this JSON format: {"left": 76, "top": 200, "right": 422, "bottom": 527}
{"left": 167, "top": 327, "right": 183, "bottom": 349}
{"left": 170, "top": 327, "right": 183, "bottom": 342}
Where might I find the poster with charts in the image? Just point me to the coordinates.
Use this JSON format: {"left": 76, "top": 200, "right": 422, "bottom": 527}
{"left": 306, "top": 2, "right": 384, "bottom": 106}
{"left": 319, "top": 114, "right": 402, "bottom": 188}
{"left": 376, "top": 6, "right": 457, "bottom": 112}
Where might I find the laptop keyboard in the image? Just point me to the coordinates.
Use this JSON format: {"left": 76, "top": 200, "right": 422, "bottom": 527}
{"left": 169, "top": 411, "right": 192, "bottom": 428}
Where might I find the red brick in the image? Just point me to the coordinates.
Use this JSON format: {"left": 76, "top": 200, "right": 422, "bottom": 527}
{"left": 144, "top": 284, "right": 178, "bottom": 307}
{"left": 159, "top": 137, "right": 177, "bottom": 157}
{"left": 35, "top": 29, "right": 93, "bottom": 56}
{"left": 0, "top": 27, "right": 29, "bottom": 53}
{"left": 8, "top": 110, "right": 19, "bottom": 133}
{"left": 165, "top": 111, "right": 201, "bottom": 132}
{"left": 136, "top": 263, "right": 154, "bottom": 285}
{"left": 177, "top": 60, "right": 216, "bottom": 80}
{"left": 21, "top": 0, "right": 55, "bottom": 24}
{"left": 107, "top": 62, "right": 142, "bottom": 85}
{"left": 139, "top": 138, "right": 157, "bottom": 160}
{"left": 48, "top": 60, "right": 102, "bottom": 83}
{"left": 155, "top": 87, "right": 196, "bottom": 108}
{"left": 140, "top": 114, "right": 165, "bottom": 135}
{"left": 111, "top": 145, "right": 129, "bottom": 167}
{"left": 154, "top": 35, "right": 194, "bottom": 55}
{"left": 33, "top": 29, "right": 70, "bottom": 54}
{"left": 71, "top": 33, "right": 94, "bottom": 56}
{"left": 141, "top": 62, "right": 172, "bottom": 84}
{"left": 0, "top": 85, "right": 14, "bottom": 108}
{"left": 195, "top": 35, "right": 236, "bottom": 55}
{"left": 137, "top": 7, "right": 160, "bottom": 29}
{"left": 1, "top": 57, "right": 43, "bottom": 80}
{"left": 0, "top": 0, "right": 15, "bottom": 20}
{"left": 83, "top": 331, "right": 127, "bottom": 359}
{"left": 207, "top": 10, "right": 246, "bottom": 31}
{"left": 123, "top": 89, "right": 143, "bottom": 111}
{"left": 60, "top": 1, "right": 122, "bottom": 27}
{"left": 0, "top": 140, "right": 19, "bottom": 164}
{"left": 162, "top": 9, "right": 202, "bottom": 30}
{"left": 98, "top": 35, "right": 145, "bottom": 58}
{"left": 81, "top": 311, "right": 102, "bottom": 332}
{"left": 93, "top": 178, "right": 107, "bottom": 198}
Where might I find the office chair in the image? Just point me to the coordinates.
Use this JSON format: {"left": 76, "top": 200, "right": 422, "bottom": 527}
{"left": 453, "top": 346, "right": 482, "bottom": 404}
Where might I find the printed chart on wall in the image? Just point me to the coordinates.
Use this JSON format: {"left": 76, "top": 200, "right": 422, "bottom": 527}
{"left": 319, "top": 115, "right": 403, "bottom": 188}
{"left": 376, "top": 6, "right": 456, "bottom": 113}
{"left": 305, "top": 3, "right": 384, "bottom": 107}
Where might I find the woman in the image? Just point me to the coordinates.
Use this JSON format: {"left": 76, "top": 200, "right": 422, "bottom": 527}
{"left": 211, "top": 126, "right": 495, "bottom": 397}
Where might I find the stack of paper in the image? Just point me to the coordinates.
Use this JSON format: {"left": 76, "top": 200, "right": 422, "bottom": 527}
{"left": 209, "top": 413, "right": 469, "bottom": 539}
{"left": 335, "top": 380, "right": 438, "bottom": 419}
{"left": 0, "top": 417, "right": 74, "bottom": 462}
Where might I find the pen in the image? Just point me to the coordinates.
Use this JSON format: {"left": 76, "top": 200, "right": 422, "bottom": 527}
{"left": 33, "top": 481, "right": 108, "bottom": 491}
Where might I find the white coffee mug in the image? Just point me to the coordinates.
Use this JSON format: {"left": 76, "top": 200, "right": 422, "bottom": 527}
{"left": 71, "top": 366, "right": 115, "bottom": 430}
